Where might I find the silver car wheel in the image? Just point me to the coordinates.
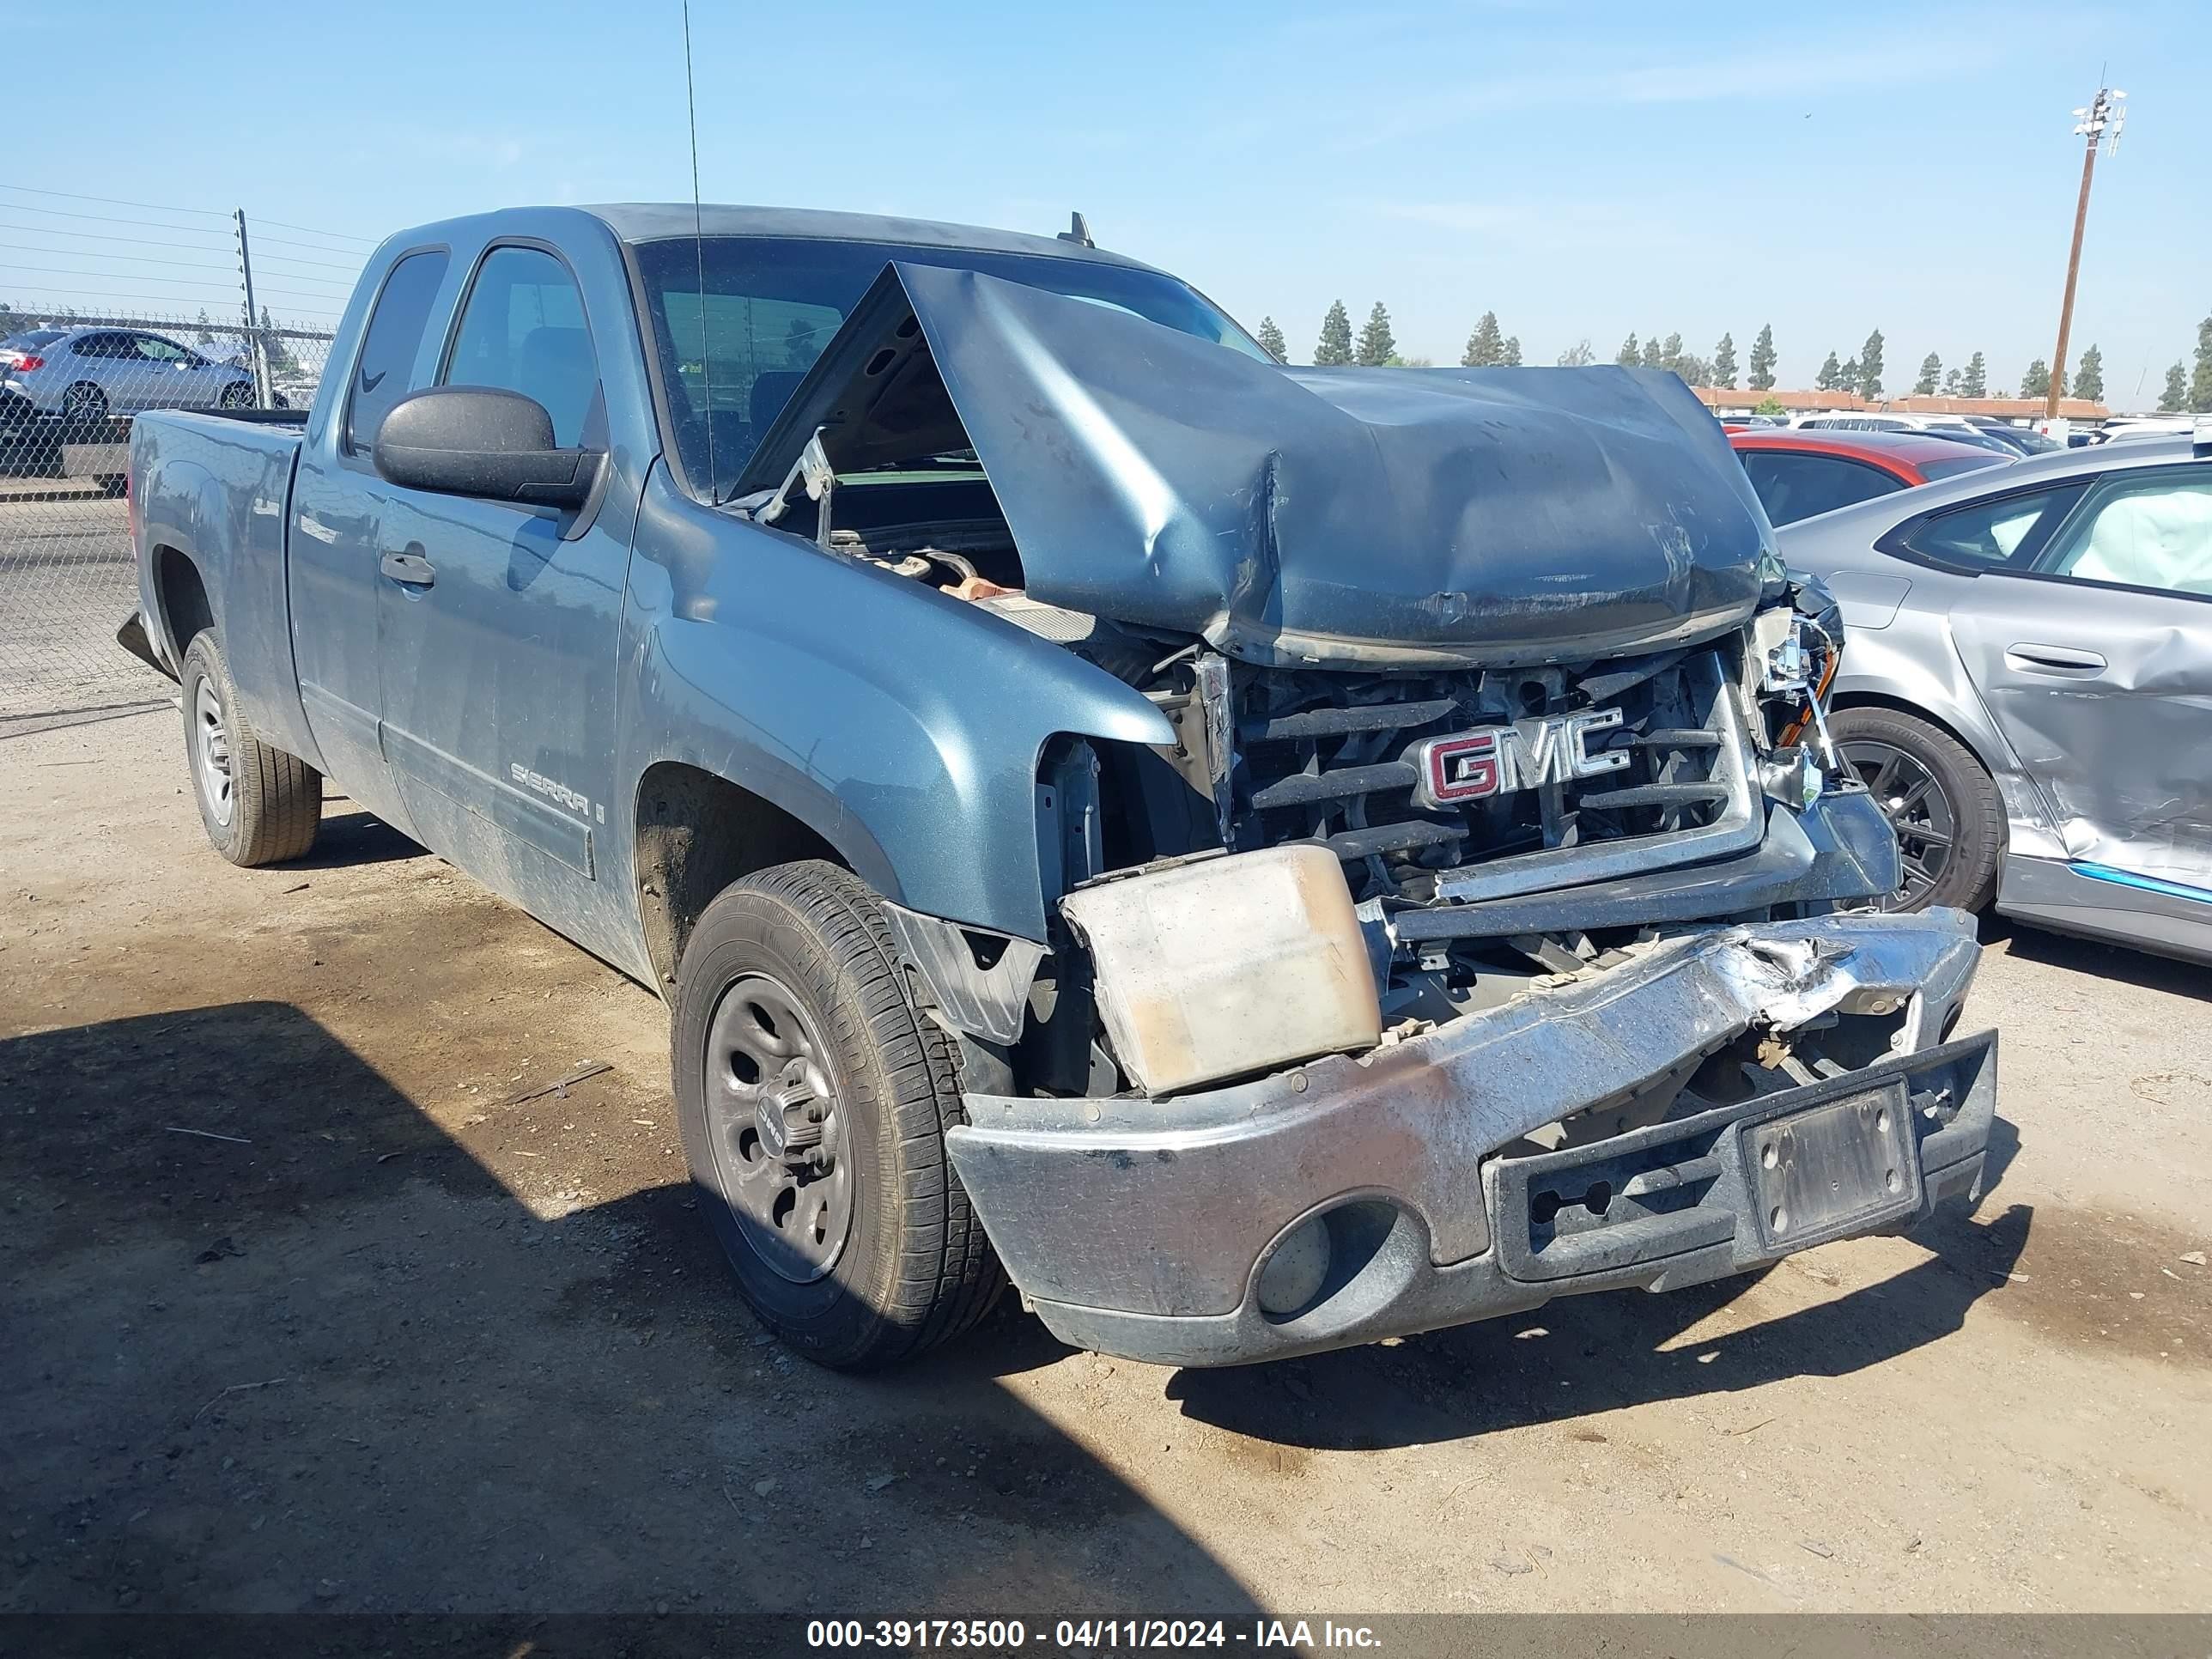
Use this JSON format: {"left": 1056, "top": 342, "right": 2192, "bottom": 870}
{"left": 1840, "top": 738, "right": 1954, "bottom": 908}
{"left": 193, "top": 677, "right": 235, "bottom": 829}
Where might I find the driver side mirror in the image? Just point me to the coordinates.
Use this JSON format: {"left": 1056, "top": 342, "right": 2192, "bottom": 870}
{"left": 373, "top": 386, "right": 601, "bottom": 509}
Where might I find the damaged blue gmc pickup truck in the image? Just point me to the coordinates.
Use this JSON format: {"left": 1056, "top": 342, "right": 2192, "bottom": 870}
{"left": 124, "top": 204, "right": 1998, "bottom": 1369}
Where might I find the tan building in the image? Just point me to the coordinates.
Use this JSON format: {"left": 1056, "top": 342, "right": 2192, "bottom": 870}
{"left": 1691, "top": 386, "right": 2107, "bottom": 422}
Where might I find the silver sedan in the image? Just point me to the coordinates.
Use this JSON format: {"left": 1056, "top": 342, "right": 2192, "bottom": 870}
{"left": 0, "top": 325, "right": 257, "bottom": 428}
{"left": 1778, "top": 433, "right": 2212, "bottom": 963}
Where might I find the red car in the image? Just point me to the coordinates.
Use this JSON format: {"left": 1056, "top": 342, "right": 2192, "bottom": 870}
{"left": 1728, "top": 428, "right": 2010, "bottom": 526}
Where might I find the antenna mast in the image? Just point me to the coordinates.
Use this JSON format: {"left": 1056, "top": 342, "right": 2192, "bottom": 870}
{"left": 684, "top": 1, "right": 718, "bottom": 501}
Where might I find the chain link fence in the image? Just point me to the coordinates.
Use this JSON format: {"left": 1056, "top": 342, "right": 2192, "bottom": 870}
{"left": 1, "top": 308, "right": 335, "bottom": 723}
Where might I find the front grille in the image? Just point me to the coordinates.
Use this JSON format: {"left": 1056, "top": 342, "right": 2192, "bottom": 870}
{"left": 1227, "top": 647, "right": 1745, "bottom": 906}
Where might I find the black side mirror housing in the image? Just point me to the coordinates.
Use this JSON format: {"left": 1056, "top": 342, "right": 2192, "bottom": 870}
{"left": 373, "top": 386, "right": 601, "bottom": 508}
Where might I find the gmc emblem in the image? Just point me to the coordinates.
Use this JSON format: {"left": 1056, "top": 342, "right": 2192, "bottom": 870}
{"left": 1411, "top": 708, "right": 1630, "bottom": 809}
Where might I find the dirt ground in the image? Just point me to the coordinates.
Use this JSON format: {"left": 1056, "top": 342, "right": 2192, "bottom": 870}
{"left": 3, "top": 706, "right": 2209, "bottom": 1618}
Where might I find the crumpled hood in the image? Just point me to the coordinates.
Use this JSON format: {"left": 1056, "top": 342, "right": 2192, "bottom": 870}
{"left": 738, "top": 262, "right": 1773, "bottom": 668}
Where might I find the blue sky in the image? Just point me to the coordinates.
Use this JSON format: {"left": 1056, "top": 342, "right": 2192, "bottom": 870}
{"left": 4, "top": 0, "right": 2205, "bottom": 404}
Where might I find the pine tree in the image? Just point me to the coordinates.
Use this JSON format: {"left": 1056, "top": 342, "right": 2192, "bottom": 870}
{"left": 1913, "top": 352, "right": 1942, "bottom": 395}
{"left": 1657, "top": 331, "right": 1686, "bottom": 374}
{"left": 2193, "top": 317, "right": 2212, "bottom": 413}
{"left": 783, "top": 315, "right": 814, "bottom": 368}
{"left": 1711, "top": 331, "right": 1738, "bottom": 389}
{"left": 1556, "top": 338, "right": 1595, "bottom": 368}
{"left": 195, "top": 307, "right": 215, "bottom": 345}
{"left": 1462, "top": 311, "right": 1506, "bottom": 368}
{"left": 1501, "top": 336, "right": 1522, "bottom": 367}
{"left": 1616, "top": 332, "right": 1640, "bottom": 367}
{"left": 1640, "top": 336, "right": 1664, "bottom": 370}
{"left": 1255, "top": 316, "right": 1287, "bottom": 362}
{"left": 1840, "top": 356, "right": 1862, "bottom": 396}
{"left": 1858, "top": 329, "right": 1885, "bottom": 398}
{"left": 1355, "top": 301, "right": 1397, "bottom": 367}
{"left": 2070, "top": 343, "right": 2105, "bottom": 402}
{"left": 1814, "top": 350, "right": 1842, "bottom": 392}
{"left": 2159, "top": 362, "right": 2188, "bottom": 413}
{"left": 1314, "top": 301, "right": 1352, "bottom": 367}
{"left": 1942, "top": 367, "right": 1962, "bottom": 396}
{"left": 258, "top": 303, "right": 295, "bottom": 374}
{"left": 2019, "top": 358, "right": 2051, "bottom": 399}
{"left": 1747, "top": 324, "right": 1778, "bottom": 391}
{"left": 1960, "top": 351, "right": 1987, "bottom": 398}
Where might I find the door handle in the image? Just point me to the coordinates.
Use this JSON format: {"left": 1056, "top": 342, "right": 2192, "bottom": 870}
{"left": 2005, "top": 641, "right": 2106, "bottom": 674}
{"left": 380, "top": 550, "right": 436, "bottom": 587}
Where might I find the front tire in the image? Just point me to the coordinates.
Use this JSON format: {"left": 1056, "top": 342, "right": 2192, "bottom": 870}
{"left": 179, "top": 630, "right": 321, "bottom": 866}
{"left": 672, "top": 860, "right": 1004, "bottom": 1369}
{"left": 1830, "top": 706, "right": 2002, "bottom": 913}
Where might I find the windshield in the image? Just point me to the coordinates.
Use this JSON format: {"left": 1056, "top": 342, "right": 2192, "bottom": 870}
{"left": 630, "top": 234, "right": 1267, "bottom": 500}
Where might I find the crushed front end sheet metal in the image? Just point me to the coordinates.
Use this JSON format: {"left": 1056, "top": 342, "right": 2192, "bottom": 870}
{"left": 945, "top": 908, "right": 1993, "bottom": 1366}
{"left": 738, "top": 262, "right": 1771, "bottom": 670}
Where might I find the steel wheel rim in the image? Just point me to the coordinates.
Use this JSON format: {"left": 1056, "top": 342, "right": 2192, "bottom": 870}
{"left": 702, "top": 972, "right": 854, "bottom": 1284}
{"left": 1840, "top": 738, "right": 1954, "bottom": 907}
{"left": 193, "top": 677, "right": 234, "bottom": 828}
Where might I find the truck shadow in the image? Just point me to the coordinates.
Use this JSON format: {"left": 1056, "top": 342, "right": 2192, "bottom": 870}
{"left": 282, "top": 805, "right": 432, "bottom": 871}
{"left": 1165, "top": 1202, "right": 2031, "bottom": 1452}
{"left": 0, "top": 1002, "right": 1259, "bottom": 1616}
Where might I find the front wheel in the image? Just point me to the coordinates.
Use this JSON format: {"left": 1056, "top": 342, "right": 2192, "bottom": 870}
{"left": 218, "top": 381, "right": 255, "bottom": 409}
{"left": 1829, "top": 706, "right": 2002, "bottom": 913}
{"left": 179, "top": 630, "right": 322, "bottom": 866}
{"left": 671, "top": 860, "right": 1004, "bottom": 1369}
{"left": 59, "top": 381, "right": 108, "bottom": 434}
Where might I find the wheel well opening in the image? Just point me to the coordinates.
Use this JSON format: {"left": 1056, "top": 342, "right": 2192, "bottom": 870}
{"left": 1828, "top": 691, "right": 1995, "bottom": 778}
{"left": 154, "top": 545, "right": 213, "bottom": 659}
{"left": 635, "top": 762, "right": 846, "bottom": 994}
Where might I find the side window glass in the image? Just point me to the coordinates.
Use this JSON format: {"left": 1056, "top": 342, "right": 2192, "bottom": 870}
{"left": 2036, "top": 470, "right": 2212, "bottom": 597}
{"left": 135, "top": 336, "right": 187, "bottom": 362}
{"left": 443, "top": 246, "right": 599, "bottom": 447}
{"left": 74, "top": 333, "right": 118, "bottom": 360}
{"left": 1901, "top": 486, "right": 2077, "bottom": 568}
{"left": 345, "top": 249, "right": 453, "bottom": 456}
{"left": 1741, "top": 452, "right": 1898, "bottom": 526}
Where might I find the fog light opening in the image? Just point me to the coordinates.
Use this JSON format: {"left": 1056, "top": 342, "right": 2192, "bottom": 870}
{"left": 1256, "top": 1217, "right": 1333, "bottom": 1316}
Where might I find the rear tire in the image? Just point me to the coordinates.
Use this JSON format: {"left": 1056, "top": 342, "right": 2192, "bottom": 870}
{"left": 179, "top": 629, "right": 321, "bottom": 866}
{"left": 672, "top": 860, "right": 1004, "bottom": 1369}
{"left": 1830, "top": 706, "right": 2001, "bottom": 914}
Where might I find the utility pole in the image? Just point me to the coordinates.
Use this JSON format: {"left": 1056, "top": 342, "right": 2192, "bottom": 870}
{"left": 2045, "top": 84, "right": 2125, "bottom": 423}
{"left": 234, "top": 209, "right": 271, "bottom": 408}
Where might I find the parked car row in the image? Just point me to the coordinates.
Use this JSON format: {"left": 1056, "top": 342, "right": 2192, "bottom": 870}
{"left": 1, "top": 326, "right": 264, "bottom": 464}
{"left": 1730, "top": 410, "right": 2211, "bottom": 965}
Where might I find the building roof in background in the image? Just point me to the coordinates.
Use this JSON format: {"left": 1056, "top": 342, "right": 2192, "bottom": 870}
{"left": 1692, "top": 386, "right": 2108, "bottom": 420}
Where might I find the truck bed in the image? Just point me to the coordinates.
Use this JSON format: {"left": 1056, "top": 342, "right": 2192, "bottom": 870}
{"left": 129, "top": 408, "right": 315, "bottom": 764}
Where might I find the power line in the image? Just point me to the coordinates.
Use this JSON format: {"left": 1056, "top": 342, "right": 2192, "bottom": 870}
{"left": 249, "top": 216, "right": 375, "bottom": 246}
{"left": 0, "top": 220, "right": 240, "bottom": 255}
{"left": 7, "top": 243, "right": 252, "bottom": 275}
{"left": 0, "top": 181, "right": 230, "bottom": 218}
{"left": 0, "top": 200, "right": 236, "bottom": 236}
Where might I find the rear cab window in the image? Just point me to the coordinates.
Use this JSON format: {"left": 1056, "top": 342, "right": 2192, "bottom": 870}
{"left": 344, "top": 248, "right": 453, "bottom": 457}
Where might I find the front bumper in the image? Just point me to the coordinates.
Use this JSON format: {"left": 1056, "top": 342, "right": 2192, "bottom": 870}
{"left": 946, "top": 908, "right": 1996, "bottom": 1367}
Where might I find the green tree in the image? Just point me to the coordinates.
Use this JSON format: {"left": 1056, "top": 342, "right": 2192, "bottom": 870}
{"left": 1858, "top": 328, "right": 1886, "bottom": 399}
{"left": 1960, "top": 351, "right": 1987, "bottom": 398}
{"left": 2158, "top": 362, "right": 2188, "bottom": 412}
{"left": 258, "top": 303, "right": 295, "bottom": 374}
{"left": 1314, "top": 301, "right": 1352, "bottom": 366}
{"left": 1615, "top": 332, "right": 1640, "bottom": 367}
{"left": 2070, "top": 343, "right": 2104, "bottom": 402}
{"left": 1942, "top": 366, "right": 1962, "bottom": 396}
{"left": 1747, "top": 324, "right": 1778, "bottom": 391}
{"left": 1501, "top": 335, "right": 1522, "bottom": 367}
{"left": 1657, "top": 331, "right": 1685, "bottom": 372}
{"left": 1814, "top": 350, "right": 1842, "bottom": 392}
{"left": 2192, "top": 317, "right": 2212, "bottom": 413}
{"left": 1640, "top": 336, "right": 1665, "bottom": 370}
{"left": 1255, "top": 316, "right": 1286, "bottom": 362}
{"left": 1355, "top": 301, "right": 1397, "bottom": 367}
{"left": 1711, "top": 331, "right": 1738, "bottom": 389}
{"left": 195, "top": 307, "right": 215, "bottom": 345}
{"left": 1556, "top": 338, "right": 1595, "bottom": 367}
{"left": 2019, "top": 358, "right": 2051, "bottom": 399}
{"left": 1462, "top": 310, "right": 1506, "bottom": 368}
{"left": 1840, "top": 356, "right": 1862, "bottom": 396}
{"left": 1753, "top": 394, "right": 1787, "bottom": 417}
{"left": 1912, "top": 352, "right": 1942, "bottom": 395}
{"left": 783, "top": 315, "right": 815, "bottom": 368}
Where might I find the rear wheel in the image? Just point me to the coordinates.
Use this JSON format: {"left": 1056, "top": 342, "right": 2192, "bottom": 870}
{"left": 672, "top": 860, "right": 1004, "bottom": 1368}
{"left": 1830, "top": 706, "right": 2002, "bottom": 913}
{"left": 179, "top": 630, "right": 321, "bottom": 866}
{"left": 59, "top": 381, "right": 107, "bottom": 434}
{"left": 218, "top": 380, "right": 254, "bottom": 409}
